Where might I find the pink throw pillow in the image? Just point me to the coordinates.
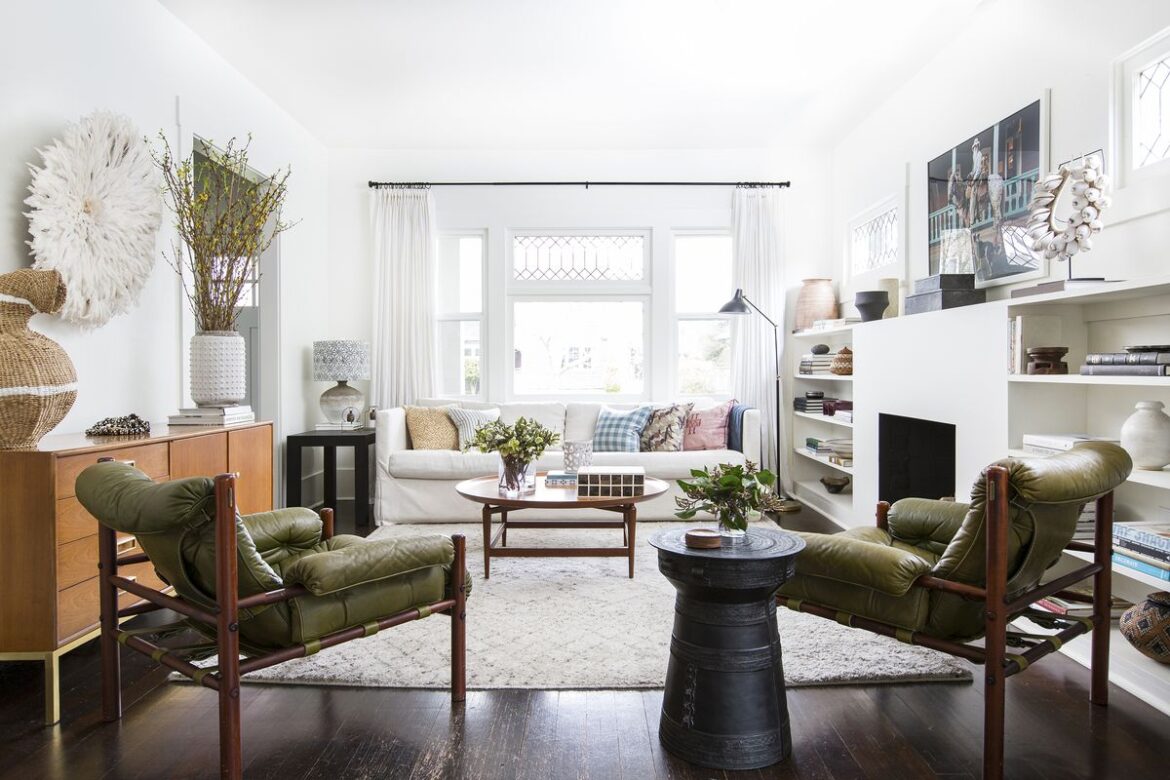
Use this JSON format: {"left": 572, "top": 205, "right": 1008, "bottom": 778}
{"left": 683, "top": 400, "right": 736, "bottom": 451}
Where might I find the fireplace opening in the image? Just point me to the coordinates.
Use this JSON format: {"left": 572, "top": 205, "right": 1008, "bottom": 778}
{"left": 879, "top": 413, "right": 956, "bottom": 504}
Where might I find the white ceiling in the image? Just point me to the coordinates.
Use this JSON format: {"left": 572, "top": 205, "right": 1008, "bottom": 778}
{"left": 159, "top": 0, "right": 983, "bottom": 150}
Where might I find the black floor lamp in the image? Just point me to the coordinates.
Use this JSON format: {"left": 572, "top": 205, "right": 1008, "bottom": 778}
{"left": 719, "top": 288, "right": 801, "bottom": 513}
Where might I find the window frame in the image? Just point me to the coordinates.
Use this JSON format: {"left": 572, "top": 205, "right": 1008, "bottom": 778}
{"left": 671, "top": 229, "right": 735, "bottom": 401}
{"left": 844, "top": 192, "right": 905, "bottom": 292}
{"left": 1112, "top": 26, "right": 1170, "bottom": 189}
{"left": 435, "top": 230, "right": 487, "bottom": 401}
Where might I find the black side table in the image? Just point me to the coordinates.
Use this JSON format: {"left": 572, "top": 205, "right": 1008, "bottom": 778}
{"left": 649, "top": 527, "right": 805, "bottom": 771}
{"left": 286, "top": 429, "right": 377, "bottom": 527}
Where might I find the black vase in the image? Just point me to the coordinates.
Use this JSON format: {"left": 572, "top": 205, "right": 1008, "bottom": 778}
{"left": 854, "top": 290, "right": 890, "bottom": 322}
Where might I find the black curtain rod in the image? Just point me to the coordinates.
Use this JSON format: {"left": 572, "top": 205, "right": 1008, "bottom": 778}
{"left": 367, "top": 180, "right": 791, "bottom": 189}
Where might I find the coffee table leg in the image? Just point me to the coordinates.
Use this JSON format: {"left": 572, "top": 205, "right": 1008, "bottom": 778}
{"left": 482, "top": 505, "right": 492, "bottom": 579}
{"left": 627, "top": 506, "right": 636, "bottom": 579}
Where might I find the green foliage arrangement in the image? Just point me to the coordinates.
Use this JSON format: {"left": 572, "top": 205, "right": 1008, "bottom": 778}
{"left": 675, "top": 461, "right": 785, "bottom": 532}
{"left": 470, "top": 416, "right": 561, "bottom": 492}
{"left": 154, "top": 135, "right": 294, "bottom": 332}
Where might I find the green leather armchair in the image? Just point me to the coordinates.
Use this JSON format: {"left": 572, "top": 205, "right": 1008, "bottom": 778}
{"left": 777, "top": 442, "right": 1132, "bottom": 780}
{"left": 76, "top": 461, "right": 468, "bottom": 780}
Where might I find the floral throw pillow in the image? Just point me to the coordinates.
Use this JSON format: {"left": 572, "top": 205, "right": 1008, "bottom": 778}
{"left": 640, "top": 403, "right": 693, "bottom": 452}
{"left": 683, "top": 399, "right": 737, "bottom": 451}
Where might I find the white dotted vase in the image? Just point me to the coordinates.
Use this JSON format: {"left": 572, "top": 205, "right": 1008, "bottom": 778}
{"left": 563, "top": 440, "right": 593, "bottom": 473}
{"left": 1120, "top": 400, "right": 1170, "bottom": 471}
{"left": 190, "top": 331, "right": 246, "bottom": 408}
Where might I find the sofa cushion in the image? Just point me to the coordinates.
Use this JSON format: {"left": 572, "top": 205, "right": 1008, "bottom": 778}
{"left": 499, "top": 402, "right": 566, "bottom": 448}
{"left": 405, "top": 405, "right": 459, "bottom": 450}
{"left": 684, "top": 399, "right": 736, "bottom": 451}
{"left": 641, "top": 403, "right": 693, "bottom": 452}
{"left": 447, "top": 407, "right": 500, "bottom": 450}
{"left": 594, "top": 405, "right": 653, "bottom": 452}
{"left": 564, "top": 402, "right": 643, "bottom": 442}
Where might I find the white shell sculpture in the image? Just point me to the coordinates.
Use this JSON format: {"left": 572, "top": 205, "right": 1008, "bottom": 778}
{"left": 24, "top": 112, "right": 162, "bottom": 328}
{"left": 1024, "top": 154, "right": 1111, "bottom": 267}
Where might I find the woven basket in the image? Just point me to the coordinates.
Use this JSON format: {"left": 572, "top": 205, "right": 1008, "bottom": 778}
{"left": 0, "top": 269, "right": 77, "bottom": 449}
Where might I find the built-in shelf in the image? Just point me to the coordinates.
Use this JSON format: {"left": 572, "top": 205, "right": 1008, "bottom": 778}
{"left": 794, "top": 447, "right": 854, "bottom": 475}
{"left": 792, "top": 478, "right": 852, "bottom": 528}
{"left": 1008, "top": 374, "right": 1170, "bottom": 387}
{"left": 1065, "top": 547, "right": 1170, "bottom": 591}
{"left": 793, "top": 411, "right": 853, "bottom": 428}
{"left": 792, "top": 324, "right": 855, "bottom": 338}
{"left": 794, "top": 374, "right": 854, "bottom": 382}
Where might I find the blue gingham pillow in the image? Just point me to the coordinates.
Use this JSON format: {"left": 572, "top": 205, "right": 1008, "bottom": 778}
{"left": 447, "top": 407, "right": 501, "bottom": 450}
{"left": 593, "top": 405, "right": 653, "bottom": 452}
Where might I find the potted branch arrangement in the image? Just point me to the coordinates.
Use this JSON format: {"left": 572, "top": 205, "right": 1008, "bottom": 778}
{"left": 469, "top": 417, "right": 560, "bottom": 497}
{"left": 675, "top": 461, "right": 785, "bottom": 544}
{"left": 155, "top": 136, "right": 292, "bottom": 407}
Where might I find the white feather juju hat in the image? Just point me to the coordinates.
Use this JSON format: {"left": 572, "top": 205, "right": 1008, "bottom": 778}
{"left": 24, "top": 111, "right": 162, "bottom": 328}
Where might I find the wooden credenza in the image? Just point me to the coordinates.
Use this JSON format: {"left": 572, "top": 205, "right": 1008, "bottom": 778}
{"left": 0, "top": 422, "right": 273, "bottom": 724}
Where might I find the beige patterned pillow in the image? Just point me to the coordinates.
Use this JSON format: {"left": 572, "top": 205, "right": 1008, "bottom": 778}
{"left": 405, "top": 405, "right": 459, "bottom": 450}
{"left": 640, "top": 403, "right": 693, "bottom": 452}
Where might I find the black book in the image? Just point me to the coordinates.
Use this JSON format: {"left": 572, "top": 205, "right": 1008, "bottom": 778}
{"left": 1079, "top": 364, "right": 1167, "bottom": 376}
{"left": 1085, "top": 352, "right": 1170, "bottom": 365}
{"left": 1115, "top": 536, "right": 1170, "bottom": 563}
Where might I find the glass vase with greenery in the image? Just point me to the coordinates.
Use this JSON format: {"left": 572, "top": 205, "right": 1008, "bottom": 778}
{"left": 470, "top": 417, "right": 560, "bottom": 496}
{"left": 154, "top": 135, "right": 293, "bottom": 332}
{"left": 675, "top": 461, "right": 785, "bottom": 541}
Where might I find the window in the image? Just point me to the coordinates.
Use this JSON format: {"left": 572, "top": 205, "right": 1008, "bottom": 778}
{"left": 1113, "top": 27, "right": 1170, "bottom": 186}
{"left": 436, "top": 234, "right": 484, "bottom": 397}
{"left": 674, "top": 234, "right": 732, "bottom": 396}
{"left": 508, "top": 231, "right": 649, "bottom": 398}
{"left": 846, "top": 195, "right": 903, "bottom": 287}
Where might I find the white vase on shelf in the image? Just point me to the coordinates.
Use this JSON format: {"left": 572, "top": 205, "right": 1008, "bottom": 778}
{"left": 1119, "top": 401, "right": 1170, "bottom": 471}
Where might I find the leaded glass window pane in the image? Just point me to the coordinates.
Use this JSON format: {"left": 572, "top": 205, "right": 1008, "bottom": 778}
{"left": 513, "top": 235, "right": 644, "bottom": 281}
{"left": 1135, "top": 55, "right": 1170, "bottom": 168}
{"left": 850, "top": 206, "right": 899, "bottom": 275}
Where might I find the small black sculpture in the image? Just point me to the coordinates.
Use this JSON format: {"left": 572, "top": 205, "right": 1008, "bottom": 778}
{"left": 86, "top": 413, "right": 151, "bottom": 437}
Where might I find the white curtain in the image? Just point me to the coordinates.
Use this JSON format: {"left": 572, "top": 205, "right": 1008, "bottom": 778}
{"left": 370, "top": 188, "right": 437, "bottom": 408}
{"left": 730, "top": 187, "right": 789, "bottom": 491}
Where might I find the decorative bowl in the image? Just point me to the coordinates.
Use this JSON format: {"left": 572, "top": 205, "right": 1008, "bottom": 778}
{"left": 820, "top": 476, "right": 851, "bottom": 494}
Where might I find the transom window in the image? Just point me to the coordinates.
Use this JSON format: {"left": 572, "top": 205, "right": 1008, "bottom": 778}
{"left": 849, "top": 206, "right": 898, "bottom": 275}
{"left": 512, "top": 234, "right": 645, "bottom": 281}
{"left": 1135, "top": 54, "right": 1170, "bottom": 169}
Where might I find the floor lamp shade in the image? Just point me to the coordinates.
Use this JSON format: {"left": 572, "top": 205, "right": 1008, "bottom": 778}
{"left": 313, "top": 340, "right": 371, "bottom": 423}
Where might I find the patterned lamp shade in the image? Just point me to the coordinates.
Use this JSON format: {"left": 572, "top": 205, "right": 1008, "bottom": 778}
{"left": 313, "top": 340, "right": 371, "bottom": 382}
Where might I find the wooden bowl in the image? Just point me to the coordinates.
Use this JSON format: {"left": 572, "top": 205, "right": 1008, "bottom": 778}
{"left": 820, "top": 476, "right": 851, "bottom": 494}
{"left": 685, "top": 528, "right": 722, "bottom": 549}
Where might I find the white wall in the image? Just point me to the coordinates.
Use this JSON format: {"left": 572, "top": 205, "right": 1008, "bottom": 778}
{"left": 0, "top": 0, "right": 330, "bottom": 486}
{"left": 831, "top": 0, "right": 1170, "bottom": 300}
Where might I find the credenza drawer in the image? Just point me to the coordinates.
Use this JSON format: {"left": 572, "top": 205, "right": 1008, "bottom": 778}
{"left": 57, "top": 480, "right": 168, "bottom": 547}
{"left": 56, "top": 560, "right": 172, "bottom": 643}
{"left": 56, "top": 534, "right": 143, "bottom": 590}
{"left": 55, "top": 442, "right": 169, "bottom": 498}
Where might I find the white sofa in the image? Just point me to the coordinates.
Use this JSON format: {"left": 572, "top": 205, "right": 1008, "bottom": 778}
{"left": 375, "top": 400, "right": 760, "bottom": 524}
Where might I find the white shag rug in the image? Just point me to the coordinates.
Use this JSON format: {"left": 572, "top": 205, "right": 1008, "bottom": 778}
{"left": 208, "top": 522, "right": 971, "bottom": 689}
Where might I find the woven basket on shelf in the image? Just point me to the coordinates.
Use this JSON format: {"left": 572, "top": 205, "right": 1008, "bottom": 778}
{"left": 0, "top": 269, "right": 77, "bottom": 449}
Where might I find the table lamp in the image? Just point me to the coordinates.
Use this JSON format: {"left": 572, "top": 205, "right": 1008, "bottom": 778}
{"left": 313, "top": 340, "right": 371, "bottom": 424}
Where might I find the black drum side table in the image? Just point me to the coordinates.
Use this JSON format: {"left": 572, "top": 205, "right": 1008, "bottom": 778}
{"left": 286, "top": 429, "right": 377, "bottom": 527}
{"left": 649, "top": 527, "right": 805, "bottom": 771}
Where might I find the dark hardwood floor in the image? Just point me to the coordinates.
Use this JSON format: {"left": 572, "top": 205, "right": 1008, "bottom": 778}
{"left": 3, "top": 507, "right": 1169, "bottom": 779}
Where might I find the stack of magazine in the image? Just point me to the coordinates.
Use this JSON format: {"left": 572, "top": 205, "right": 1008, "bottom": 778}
{"left": 1113, "top": 520, "right": 1170, "bottom": 582}
{"left": 168, "top": 405, "right": 255, "bottom": 427}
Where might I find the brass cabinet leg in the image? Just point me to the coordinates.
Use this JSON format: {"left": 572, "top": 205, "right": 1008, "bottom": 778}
{"left": 43, "top": 652, "right": 60, "bottom": 726}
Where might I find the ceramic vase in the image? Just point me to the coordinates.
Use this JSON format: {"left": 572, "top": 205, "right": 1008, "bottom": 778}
{"left": 190, "top": 331, "right": 246, "bottom": 407}
{"left": 877, "top": 277, "right": 901, "bottom": 318}
{"left": 795, "top": 278, "right": 838, "bottom": 331}
{"left": 563, "top": 440, "right": 593, "bottom": 473}
{"left": 853, "top": 290, "right": 890, "bottom": 322}
{"left": 1119, "top": 401, "right": 1170, "bottom": 470}
{"left": 0, "top": 269, "right": 77, "bottom": 449}
{"left": 498, "top": 454, "right": 535, "bottom": 497}
{"left": 1119, "top": 592, "right": 1170, "bottom": 664}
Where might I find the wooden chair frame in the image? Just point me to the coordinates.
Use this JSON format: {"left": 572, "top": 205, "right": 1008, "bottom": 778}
{"left": 776, "top": 466, "right": 1114, "bottom": 780}
{"left": 96, "top": 472, "right": 467, "bottom": 779}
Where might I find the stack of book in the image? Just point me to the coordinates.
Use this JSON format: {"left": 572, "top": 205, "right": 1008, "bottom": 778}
{"left": 315, "top": 420, "right": 364, "bottom": 431}
{"left": 1080, "top": 349, "right": 1170, "bottom": 377}
{"left": 794, "top": 391, "right": 825, "bottom": 414}
{"left": 1035, "top": 583, "right": 1132, "bottom": 619}
{"left": 544, "top": 470, "right": 577, "bottom": 488}
{"left": 1020, "top": 433, "right": 1118, "bottom": 456}
{"left": 798, "top": 352, "right": 834, "bottom": 375}
{"left": 168, "top": 405, "right": 255, "bottom": 427}
{"left": 800, "top": 318, "right": 860, "bottom": 332}
{"left": 1113, "top": 520, "right": 1170, "bottom": 582}
{"left": 804, "top": 437, "right": 834, "bottom": 458}
{"left": 825, "top": 399, "right": 853, "bottom": 423}
{"left": 1073, "top": 503, "right": 1096, "bottom": 541}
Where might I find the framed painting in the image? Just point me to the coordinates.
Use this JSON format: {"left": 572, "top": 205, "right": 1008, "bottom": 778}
{"left": 926, "top": 97, "right": 1049, "bottom": 288}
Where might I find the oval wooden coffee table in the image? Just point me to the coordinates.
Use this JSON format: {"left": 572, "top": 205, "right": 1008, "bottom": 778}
{"left": 455, "top": 474, "right": 669, "bottom": 579}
